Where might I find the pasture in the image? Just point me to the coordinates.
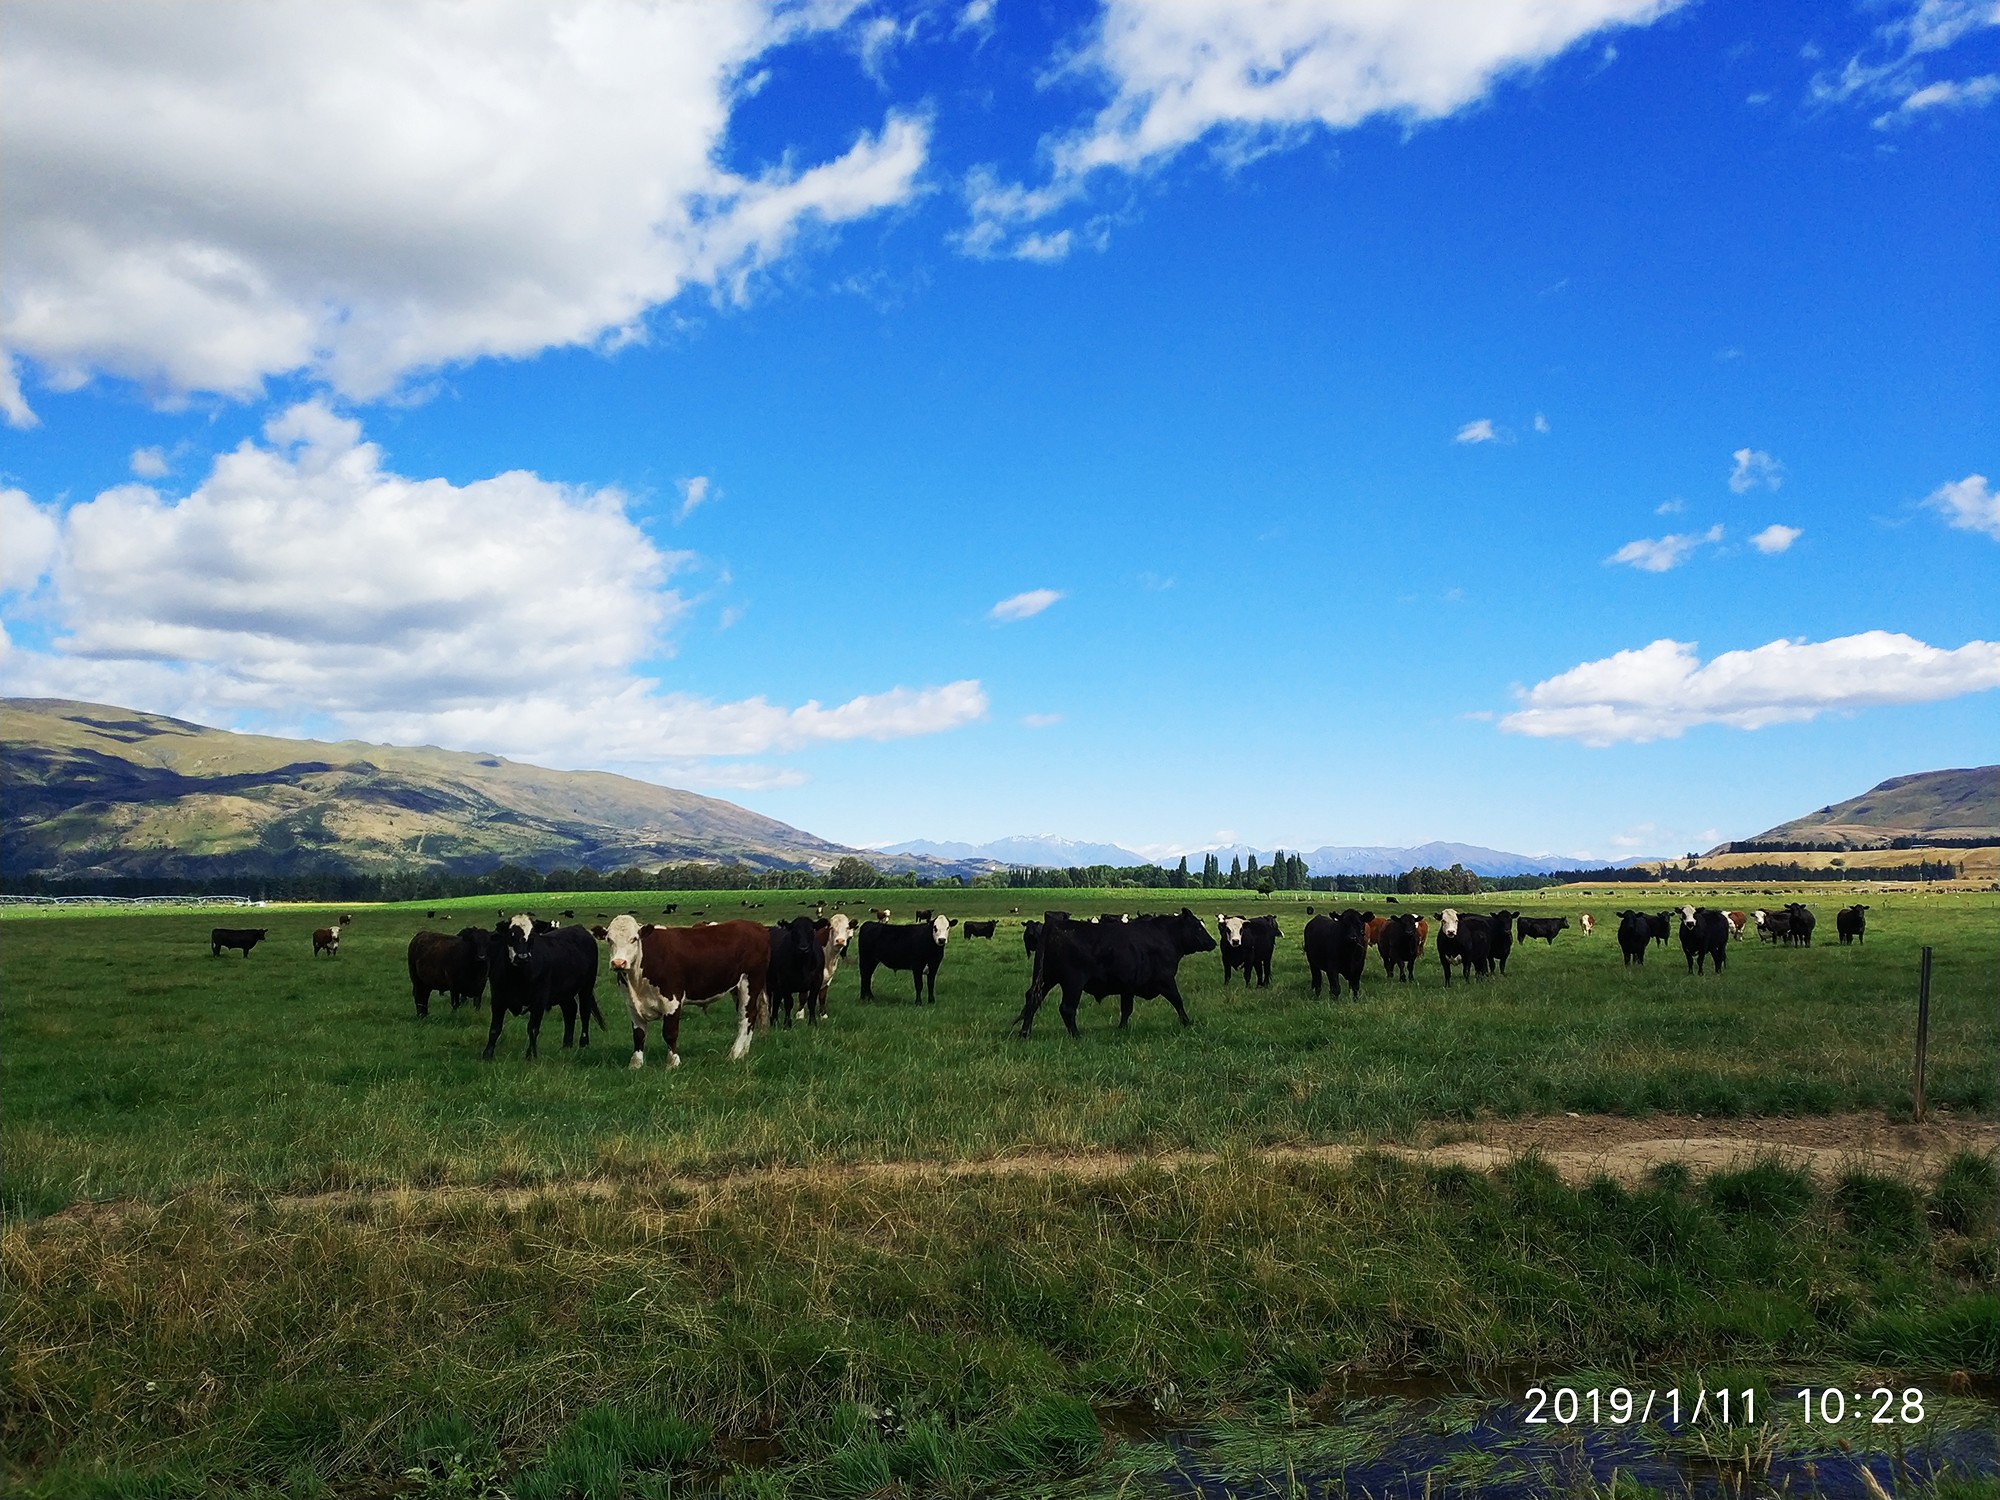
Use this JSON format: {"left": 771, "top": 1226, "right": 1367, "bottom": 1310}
{"left": 4, "top": 887, "right": 1997, "bottom": 1497}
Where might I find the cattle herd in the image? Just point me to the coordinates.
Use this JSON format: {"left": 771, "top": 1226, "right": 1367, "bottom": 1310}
{"left": 211, "top": 897, "right": 1874, "bottom": 1063}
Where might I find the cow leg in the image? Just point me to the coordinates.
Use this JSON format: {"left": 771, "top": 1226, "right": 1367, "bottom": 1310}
{"left": 859, "top": 961, "right": 875, "bottom": 1000}
{"left": 729, "top": 980, "right": 755, "bottom": 1061}
{"left": 1058, "top": 987, "right": 1083, "bottom": 1038}
{"left": 926, "top": 963, "right": 939, "bottom": 1004}
{"left": 481, "top": 998, "right": 506, "bottom": 1062}
{"left": 1016, "top": 985, "right": 1044, "bottom": 1038}
{"left": 558, "top": 997, "right": 577, "bottom": 1048}
{"left": 1162, "top": 979, "right": 1192, "bottom": 1027}
{"left": 1309, "top": 964, "right": 1322, "bottom": 996}
{"left": 1117, "top": 992, "right": 1135, "bottom": 1028}
{"left": 630, "top": 1022, "right": 648, "bottom": 1069}
{"left": 664, "top": 1011, "right": 683, "bottom": 1068}
{"left": 414, "top": 983, "right": 430, "bottom": 1018}
{"left": 524, "top": 1003, "right": 545, "bottom": 1060}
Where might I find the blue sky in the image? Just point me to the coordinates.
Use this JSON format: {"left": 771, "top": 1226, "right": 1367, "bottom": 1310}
{"left": 2, "top": 0, "right": 1995, "bottom": 862}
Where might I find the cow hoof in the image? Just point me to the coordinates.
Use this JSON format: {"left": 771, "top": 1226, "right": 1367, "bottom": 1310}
{"left": 668, "top": 1052, "right": 682, "bottom": 1069}
{"left": 628, "top": 1053, "right": 645, "bottom": 1070}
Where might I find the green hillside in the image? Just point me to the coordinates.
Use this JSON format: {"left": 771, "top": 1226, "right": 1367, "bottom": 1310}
{"left": 1732, "top": 764, "right": 2000, "bottom": 849}
{"left": 1, "top": 698, "right": 855, "bottom": 880}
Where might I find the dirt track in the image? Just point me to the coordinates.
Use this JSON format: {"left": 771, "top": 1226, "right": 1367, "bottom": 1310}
{"left": 34, "top": 1113, "right": 1995, "bottom": 1227}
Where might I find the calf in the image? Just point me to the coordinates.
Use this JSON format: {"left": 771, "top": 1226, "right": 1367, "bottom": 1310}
{"left": 1677, "top": 905, "right": 1731, "bottom": 975}
{"left": 1304, "top": 909, "right": 1369, "bottom": 999}
{"left": 482, "top": 917, "right": 605, "bottom": 1061}
{"left": 603, "top": 915, "right": 772, "bottom": 1068}
{"left": 962, "top": 919, "right": 998, "bottom": 939}
{"left": 1516, "top": 916, "right": 1568, "bottom": 945}
{"left": 1487, "top": 911, "right": 1518, "bottom": 975}
{"left": 1375, "top": 912, "right": 1422, "bottom": 980}
{"left": 859, "top": 915, "right": 953, "bottom": 1003}
{"left": 1217, "top": 914, "right": 1280, "bottom": 987}
{"left": 1017, "top": 908, "right": 1216, "bottom": 1038}
{"left": 408, "top": 927, "right": 490, "bottom": 1016}
{"left": 312, "top": 925, "right": 341, "bottom": 957}
{"left": 1617, "top": 911, "right": 1651, "bottom": 966}
{"left": 766, "top": 916, "right": 825, "bottom": 1029}
{"left": 1724, "top": 910, "right": 1749, "bottom": 940}
{"left": 1435, "top": 909, "right": 1492, "bottom": 985}
{"left": 211, "top": 927, "right": 267, "bottom": 957}
{"left": 1754, "top": 908, "right": 1792, "bottom": 944}
{"left": 1836, "top": 905, "right": 1868, "bottom": 945}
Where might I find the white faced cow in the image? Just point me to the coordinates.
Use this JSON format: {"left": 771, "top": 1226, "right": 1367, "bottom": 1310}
{"left": 602, "top": 914, "right": 772, "bottom": 1069}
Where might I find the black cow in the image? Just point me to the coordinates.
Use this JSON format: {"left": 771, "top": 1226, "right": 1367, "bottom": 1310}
{"left": 1436, "top": 910, "right": 1492, "bottom": 985}
{"left": 963, "top": 919, "right": 998, "bottom": 939}
{"left": 1617, "top": 911, "right": 1651, "bottom": 966}
{"left": 210, "top": 927, "right": 268, "bottom": 957}
{"left": 482, "top": 918, "right": 605, "bottom": 1061}
{"left": 1218, "top": 914, "right": 1280, "bottom": 987}
{"left": 1786, "top": 904, "right": 1816, "bottom": 947}
{"left": 766, "top": 916, "right": 825, "bottom": 1028}
{"left": 1017, "top": 908, "right": 1216, "bottom": 1038}
{"left": 1646, "top": 911, "right": 1673, "bottom": 946}
{"left": 1756, "top": 907, "right": 1793, "bottom": 944}
{"left": 1678, "top": 906, "right": 1731, "bottom": 974}
{"left": 1516, "top": 916, "right": 1569, "bottom": 945}
{"left": 1023, "top": 919, "right": 1042, "bottom": 956}
{"left": 1487, "top": 911, "right": 1518, "bottom": 976}
{"left": 859, "top": 915, "right": 954, "bottom": 1003}
{"left": 1375, "top": 912, "right": 1421, "bottom": 981}
{"left": 1304, "top": 909, "right": 1369, "bottom": 999}
{"left": 408, "top": 927, "right": 490, "bottom": 1016}
{"left": 1837, "top": 905, "right": 1869, "bottom": 945}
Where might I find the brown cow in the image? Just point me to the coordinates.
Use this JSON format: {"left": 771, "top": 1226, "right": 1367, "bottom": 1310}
{"left": 602, "top": 915, "right": 770, "bottom": 1069}
{"left": 1724, "top": 910, "right": 1749, "bottom": 940}
{"left": 312, "top": 926, "right": 341, "bottom": 956}
{"left": 1363, "top": 916, "right": 1389, "bottom": 947}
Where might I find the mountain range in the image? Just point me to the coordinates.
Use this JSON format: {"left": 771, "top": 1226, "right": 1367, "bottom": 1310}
{"left": 877, "top": 835, "right": 1622, "bottom": 878}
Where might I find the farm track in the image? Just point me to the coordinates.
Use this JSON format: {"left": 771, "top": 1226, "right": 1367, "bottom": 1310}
{"left": 36, "top": 1111, "right": 1996, "bottom": 1227}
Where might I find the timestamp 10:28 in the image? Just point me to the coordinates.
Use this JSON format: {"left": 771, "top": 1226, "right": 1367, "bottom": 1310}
{"left": 1798, "top": 1388, "right": 1926, "bottom": 1425}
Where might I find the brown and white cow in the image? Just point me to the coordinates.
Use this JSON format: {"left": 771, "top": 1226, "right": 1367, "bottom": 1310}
{"left": 312, "top": 925, "right": 340, "bottom": 956}
{"left": 1578, "top": 913, "right": 1594, "bottom": 937}
{"left": 1724, "top": 910, "right": 1749, "bottom": 940}
{"left": 602, "top": 915, "right": 771, "bottom": 1069}
{"left": 793, "top": 912, "right": 855, "bottom": 1022}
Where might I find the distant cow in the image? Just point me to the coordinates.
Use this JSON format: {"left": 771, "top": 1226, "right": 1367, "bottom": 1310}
{"left": 1304, "top": 909, "right": 1369, "bottom": 999}
{"left": 1017, "top": 908, "right": 1216, "bottom": 1038}
{"left": 408, "top": 927, "right": 491, "bottom": 1016}
{"left": 312, "top": 925, "right": 341, "bottom": 957}
{"left": 1787, "top": 904, "right": 1817, "bottom": 947}
{"left": 1724, "top": 910, "right": 1749, "bottom": 940}
{"left": 1023, "top": 919, "right": 1042, "bottom": 956}
{"left": 1217, "top": 914, "right": 1280, "bottom": 987}
{"left": 483, "top": 916, "right": 605, "bottom": 1061}
{"left": 211, "top": 927, "right": 267, "bottom": 957}
{"left": 963, "top": 919, "right": 998, "bottom": 939}
{"left": 1579, "top": 913, "right": 1594, "bottom": 937}
{"left": 859, "top": 915, "right": 954, "bottom": 1004}
{"left": 1836, "top": 905, "right": 1869, "bottom": 945}
{"left": 1678, "top": 905, "right": 1731, "bottom": 975}
{"left": 766, "top": 916, "right": 825, "bottom": 1029}
{"left": 871, "top": 907, "right": 892, "bottom": 921}
{"left": 1374, "top": 912, "right": 1422, "bottom": 981}
{"left": 1616, "top": 911, "right": 1651, "bottom": 966}
{"left": 1516, "top": 916, "right": 1568, "bottom": 945}
{"left": 602, "top": 914, "right": 772, "bottom": 1068}
{"left": 1435, "top": 909, "right": 1492, "bottom": 984}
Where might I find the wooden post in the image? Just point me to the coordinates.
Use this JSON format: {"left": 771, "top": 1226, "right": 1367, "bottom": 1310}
{"left": 1913, "top": 946, "right": 1932, "bottom": 1122}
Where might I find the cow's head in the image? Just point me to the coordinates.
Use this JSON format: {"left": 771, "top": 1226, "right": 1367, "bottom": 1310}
{"left": 1437, "top": 909, "right": 1460, "bottom": 937}
{"left": 604, "top": 914, "right": 645, "bottom": 976}
{"left": 1176, "top": 908, "right": 1219, "bottom": 953}
{"left": 1217, "top": 915, "right": 1245, "bottom": 947}
{"left": 824, "top": 913, "right": 854, "bottom": 953}
{"left": 930, "top": 914, "right": 951, "bottom": 945}
{"left": 1680, "top": 904, "right": 1698, "bottom": 927}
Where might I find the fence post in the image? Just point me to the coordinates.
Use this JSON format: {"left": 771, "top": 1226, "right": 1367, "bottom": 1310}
{"left": 1913, "top": 946, "right": 1932, "bottom": 1122}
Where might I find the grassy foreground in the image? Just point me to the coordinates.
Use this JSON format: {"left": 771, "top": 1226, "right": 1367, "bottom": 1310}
{"left": 3, "top": 888, "right": 1997, "bottom": 1495}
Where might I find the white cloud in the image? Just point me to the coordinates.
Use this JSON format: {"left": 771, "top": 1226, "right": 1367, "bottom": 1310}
{"left": 1728, "top": 448, "right": 1784, "bottom": 493}
{"left": 1813, "top": 0, "right": 2000, "bottom": 120}
{"left": 0, "top": 489, "right": 60, "bottom": 593}
{"left": 1, "top": 3, "right": 927, "bottom": 403}
{"left": 0, "top": 403, "right": 986, "bottom": 776}
{"left": 957, "top": 0, "right": 997, "bottom": 36}
{"left": 0, "top": 350, "right": 36, "bottom": 428}
{"left": 960, "top": 0, "right": 1682, "bottom": 255}
{"left": 677, "top": 475, "right": 713, "bottom": 522}
{"left": 1021, "top": 712, "right": 1063, "bottom": 728}
{"left": 1605, "top": 523, "right": 1723, "bottom": 572}
{"left": 129, "top": 446, "right": 169, "bottom": 479}
{"left": 1454, "top": 418, "right": 1499, "bottom": 444}
{"left": 1925, "top": 472, "right": 1999, "bottom": 539}
{"left": 1499, "top": 631, "right": 2000, "bottom": 745}
{"left": 1874, "top": 72, "right": 2000, "bottom": 124}
{"left": 1533, "top": 411, "right": 1551, "bottom": 434}
{"left": 990, "top": 587, "right": 1063, "bottom": 622}
{"left": 1655, "top": 498, "right": 1687, "bottom": 515}
{"left": 1750, "top": 523, "right": 1802, "bottom": 554}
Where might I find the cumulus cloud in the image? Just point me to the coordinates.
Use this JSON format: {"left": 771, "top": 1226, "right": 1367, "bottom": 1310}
{"left": 0, "top": 403, "right": 986, "bottom": 777}
{"left": 1498, "top": 631, "right": 2000, "bottom": 745}
{"left": 1728, "top": 448, "right": 1784, "bottom": 493}
{"left": 1, "top": 2, "right": 927, "bottom": 403}
{"left": 960, "top": 0, "right": 1680, "bottom": 255}
{"left": 1455, "top": 418, "right": 1499, "bottom": 444}
{"left": 1606, "top": 523, "right": 1723, "bottom": 572}
{"left": 129, "top": 446, "right": 169, "bottom": 479}
{"left": 0, "top": 489, "right": 60, "bottom": 593}
{"left": 0, "top": 350, "right": 35, "bottom": 428}
{"left": 1924, "top": 472, "right": 1999, "bottom": 539}
{"left": 990, "top": 587, "right": 1063, "bottom": 622}
{"left": 1750, "top": 523, "right": 1802, "bottom": 554}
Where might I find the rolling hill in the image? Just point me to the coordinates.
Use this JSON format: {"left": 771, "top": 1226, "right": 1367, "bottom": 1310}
{"left": 1724, "top": 765, "right": 2000, "bottom": 849}
{"left": 1, "top": 698, "right": 858, "bottom": 881}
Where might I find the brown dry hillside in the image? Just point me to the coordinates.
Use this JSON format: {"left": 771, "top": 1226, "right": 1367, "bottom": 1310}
{"left": 1729, "top": 764, "right": 2000, "bottom": 848}
{"left": 1, "top": 697, "right": 856, "bottom": 880}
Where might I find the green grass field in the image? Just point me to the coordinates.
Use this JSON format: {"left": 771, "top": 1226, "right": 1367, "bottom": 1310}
{"left": 4, "top": 887, "right": 1996, "bottom": 1497}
